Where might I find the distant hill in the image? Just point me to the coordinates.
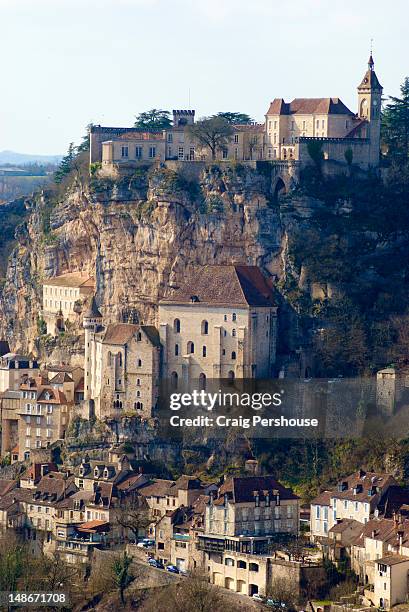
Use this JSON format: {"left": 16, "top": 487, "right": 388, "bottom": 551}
{"left": 0, "top": 150, "right": 62, "bottom": 165}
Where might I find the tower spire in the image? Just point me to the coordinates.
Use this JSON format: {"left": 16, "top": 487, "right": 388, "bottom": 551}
{"left": 368, "top": 38, "right": 374, "bottom": 71}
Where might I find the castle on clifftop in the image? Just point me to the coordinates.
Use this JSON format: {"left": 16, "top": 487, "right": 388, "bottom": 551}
{"left": 90, "top": 55, "right": 382, "bottom": 185}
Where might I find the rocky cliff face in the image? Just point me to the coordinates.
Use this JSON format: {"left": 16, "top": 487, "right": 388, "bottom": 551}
{"left": 0, "top": 164, "right": 297, "bottom": 356}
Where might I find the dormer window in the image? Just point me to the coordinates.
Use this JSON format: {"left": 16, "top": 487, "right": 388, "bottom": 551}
{"left": 94, "top": 468, "right": 99, "bottom": 478}
{"left": 79, "top": 467, "right": 84, "bottom": 476}
{"left": 103, "top": 468, "right": 109, "bottom": 479}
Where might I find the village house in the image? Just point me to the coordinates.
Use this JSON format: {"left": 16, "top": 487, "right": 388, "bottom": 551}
{"left": 91, "top": 56, "right": 382, "bottom": 180}
{"left": 0, "top": 352, "right": 39, "bottom": 393}
{"left": 159, "top": 264, "right": 277, "bottom": 383}
{"left": 310, "top": 470, "right": 397, "bottom": 542}
{"left": 16, "top": 375, "right": 74, "bottom": 461}
{"left": 41, "top": 272, "right": 94, "bottom": 335}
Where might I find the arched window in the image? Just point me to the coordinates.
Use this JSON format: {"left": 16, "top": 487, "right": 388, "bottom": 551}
{"left": 136, "top": 378, "right": 141, "bottom": 386}
{"left": 232, "top": 313, "right": 237, "bottom": 321}
{"left": 199, "top": 373, "right": 206, "bottom": 390}
{"left": 136, "top": 390, "right": 141, "bottom": 398}
{"left": 202, "top": 346, "right": 207, "bottom": 357}
{"left": 360, "top": 98, "right": 368, "bottom": 118}
{"left": 187, "top": 341, "right": 194, "bottom": 354}
{"left": 232, "top": 329, "right": 236, "bottom": 337}
{"left": 201, "top": 320, "right": 209, "bottom": 335}
{"left": 137, "top": 359, "right": 142, "bottom": 367}
{"left": 171, "top": 371, "right": 178, "bottom": 389}
{"left": 174, "top": 319, "right": 180, "bottom": 333}
{"left": 137, "top": 332, "right": 142, "bottom": 341}
{"left": 228, "top": 370, "right": 235, "bottom": 380}
{"left": 175, "top": 344, "right": 179, "bottom": 356}
{"left": 231, "top": 351, "right": 236, "bottom": 360}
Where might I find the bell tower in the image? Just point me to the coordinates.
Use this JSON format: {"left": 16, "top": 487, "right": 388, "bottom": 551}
{"left": 357, "top": 53, "right": 383, "bottom": 166}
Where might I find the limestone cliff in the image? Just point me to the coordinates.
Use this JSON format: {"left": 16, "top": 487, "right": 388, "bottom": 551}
{"left": 0, "top": 164, "right": 293, "bottom": 357}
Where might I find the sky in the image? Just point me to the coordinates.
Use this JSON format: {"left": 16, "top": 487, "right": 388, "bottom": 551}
{"left": 0, "top": 0, "right": 408, "bottom": 155}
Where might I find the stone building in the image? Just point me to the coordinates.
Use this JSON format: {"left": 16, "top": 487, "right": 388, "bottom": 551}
{"left": 91, "top": 56, "right": 382, "bottom": 176}
{"left": 16, "top": 375, "right": 73, "bottom": 461}
{"left": 159, "top": 265, "right": 277, "bottom": 383}
{"left": 310, "top": 470, "right": 397, "bottom": 542}
{"left": 0, "top": 353, "right": 39, "bottom": 393}
{"left": 41, "top": 273, "right": 94, "bottom": 335}
{"left": 83, "top": 297, "right": 161, "bottom": 419}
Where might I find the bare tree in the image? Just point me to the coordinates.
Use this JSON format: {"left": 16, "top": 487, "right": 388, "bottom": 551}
{"left": 187, "top": 117, "right": 233, "bottom": 160}
{"left": 144, "top": 570, "right": 239, "bottom": 612}
{"left": 113, "top": 493, "right": 151, "bottom": 542}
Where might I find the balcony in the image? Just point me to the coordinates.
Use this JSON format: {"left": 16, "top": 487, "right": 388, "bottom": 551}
{"left": 197, "top": 536, "right": 225, "bottom": 553}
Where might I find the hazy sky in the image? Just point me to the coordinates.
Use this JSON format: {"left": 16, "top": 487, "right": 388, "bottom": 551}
{"left": 1, "top": 0, "right": 408, "bottom": 155}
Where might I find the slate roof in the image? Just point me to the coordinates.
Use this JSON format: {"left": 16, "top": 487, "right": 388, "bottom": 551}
{"left": 216, "top": 476, "right": 298, "bottom": 504}
{"left": 83, "top": 295, "right": 102, "bottom": 319}
{"left": 161, "top": 265, "right": 276, "bottom": 308}
{"left": 266, "top": 97, "right": 354, "bottom": 116}
{"left": 0, "top": 340, "right": 10, "bottom": 357}
{"left": 330, "top": 471, "right": 397, "bottom": 503}
{"left": 377, "top": 486, "right": 409, "bottom": 519}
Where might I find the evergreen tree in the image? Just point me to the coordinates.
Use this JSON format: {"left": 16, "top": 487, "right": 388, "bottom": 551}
{"left": 134, "top": 109, "right": 171, "bottom": 130}
{"left": 382, "top": 77, "right": 409, "bottom": 163}
{"left": 54, "top": 142, "right": 77, "bottom": 183}
{"left": 215, "top": 111, "right": 254, "bottom": 124}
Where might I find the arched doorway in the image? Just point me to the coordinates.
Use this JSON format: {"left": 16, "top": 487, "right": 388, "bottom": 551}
{"left": 274, "top": 177, "right": 286, "bottom": 202}
{"left": 170, "top": 371, "right": 178, "bottom": 389}
{"left": 199, "top": 373, "right": 206, "bottom": 390}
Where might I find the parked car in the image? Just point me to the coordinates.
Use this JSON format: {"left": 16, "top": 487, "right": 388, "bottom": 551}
{"left": 252, "top": 593, "right": 265, "bottom": 602}
{"left": 166, "top": 564, "right": 179, "bottom": 574}
{"left": 137, "top": 539, "right": 155, "bottom": 548}
{"left": 266, "top": 599, "right": 287, "bottom": 608}
{"left": 148, "top": 558, "right": 164, "bottom": 569}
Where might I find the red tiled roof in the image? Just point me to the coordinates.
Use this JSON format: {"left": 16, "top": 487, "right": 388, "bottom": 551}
{"left": 266, "top": 97, "right": 354, "bottom": 116}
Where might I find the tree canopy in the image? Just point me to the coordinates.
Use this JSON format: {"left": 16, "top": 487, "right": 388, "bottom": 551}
{"left": 187, "top": 116, "right": 233, "bottom": 160}
{"left": 382, "top": 76, "right": 409, "bottom": 164}
{"left": 134, "top": 109, "right": 171, "bottom": 130}
{"left": 215, "top": 111, "right": 254, "bottom": 124}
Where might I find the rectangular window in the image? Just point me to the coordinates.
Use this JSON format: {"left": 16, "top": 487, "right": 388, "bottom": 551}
{"left": 121, "top": 146, "right": 129, "bottom": 158}
{"left": 234, "top": 134, "right": 239, "bottom": 143}
{"left": 167, "top": 133, "right": 173, "bottom": 143}
{"left": 149, "top": 146, "right": 156, "bottom": 158}
{"left": 222, "top": 149, "right": 228, "bottom": 159}
{"left": 178, "top": 147, "right": 184, "bottom": 159}
{"left": 135, "top": 146, "right": 142, "bottom": 159}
